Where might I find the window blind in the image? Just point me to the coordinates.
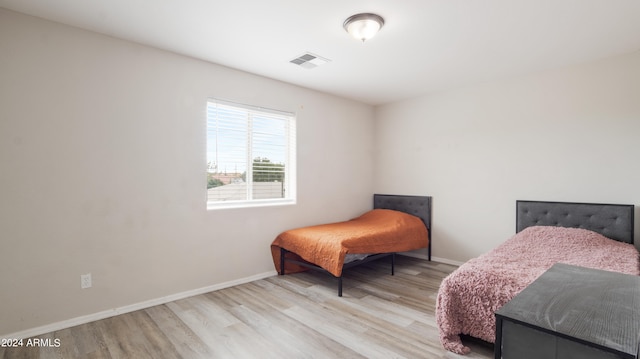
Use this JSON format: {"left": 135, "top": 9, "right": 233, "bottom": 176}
{"left": 206, "top": 99, "right": 296, "bottom": 208}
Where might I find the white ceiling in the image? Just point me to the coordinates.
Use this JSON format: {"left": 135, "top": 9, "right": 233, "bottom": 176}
{"left": 2, "top": 0, "right": 640, "bottom": 105}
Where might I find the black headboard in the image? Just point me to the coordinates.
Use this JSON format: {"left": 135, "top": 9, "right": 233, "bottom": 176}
{"left": 374, "top": 194, "right": 432, "bottom": 260}
{"left": 516, "top": 200, "right": 635, "bottom": 244}
{"left": 374, "top": 194, "right": 431, "bottom": 229}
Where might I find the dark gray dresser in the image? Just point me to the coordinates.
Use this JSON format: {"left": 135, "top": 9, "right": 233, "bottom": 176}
{"left": 495, "top": 263, "right": 640, "bottom": 359}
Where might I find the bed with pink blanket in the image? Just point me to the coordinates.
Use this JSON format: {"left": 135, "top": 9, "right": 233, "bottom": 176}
{"left": 436, "top": 200, "right": 639, "bottom": 355}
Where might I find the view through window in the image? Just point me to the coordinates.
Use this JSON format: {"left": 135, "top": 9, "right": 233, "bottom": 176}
{"left": 206, "top": 100, "right": 296, "bottom": 208}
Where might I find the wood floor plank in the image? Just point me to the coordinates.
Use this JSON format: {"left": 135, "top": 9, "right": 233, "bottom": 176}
{"left": 144, "top": 305, "right": 212, "bottom": 359}
{"left": 1, "top": 256, "right": 492, "bottom": 359}
{"left": 218, "top": 282, "right": 364, "bottom": 358}
{"left": 163, "top": 301, "right": 238, "bottom": 358}
{"left": 66, "top": 322, "right": 111, "bottom": 359}
{"left": 282, "top": 305, "right": 402, "bottom": 359}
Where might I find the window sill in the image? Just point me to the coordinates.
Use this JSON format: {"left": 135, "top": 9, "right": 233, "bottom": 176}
{"left": 207, "top": 198, "right": 296, "bottom": 211}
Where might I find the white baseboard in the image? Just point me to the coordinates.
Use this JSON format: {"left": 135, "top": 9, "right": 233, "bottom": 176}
{"left": 4, "top": 270, "right": 278, "bottom": 340}
{"left": 399, "top": 252, "right": 465, "bottom": 266}
{"left": 430, "top": 256, "right": 465, "bottom": 266}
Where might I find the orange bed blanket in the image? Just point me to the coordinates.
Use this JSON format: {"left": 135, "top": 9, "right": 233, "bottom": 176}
{"left": 270, "top": 209, "right": 429, "bottom": 277}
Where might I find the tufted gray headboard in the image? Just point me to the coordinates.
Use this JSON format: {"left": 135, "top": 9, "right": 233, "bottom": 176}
{"left": 516, "top": 200, "right": 634, "bottom": 244}
{"left": 374, "top": 194, "right": 432, "bottom": 259}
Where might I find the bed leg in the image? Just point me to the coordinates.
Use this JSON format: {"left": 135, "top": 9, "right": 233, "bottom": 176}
{"left": 391, "top": 253, "right": 395, "bottom": 276}
{"left": 279, "top": 248, "right": 286, "bottom": 275}
{"left": 338, "top": 276, "right": 343, "bottom": 297}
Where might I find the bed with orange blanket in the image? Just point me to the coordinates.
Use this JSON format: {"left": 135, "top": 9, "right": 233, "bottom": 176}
{"left": 271, "top": 194, "right": 431, "bottom": 296}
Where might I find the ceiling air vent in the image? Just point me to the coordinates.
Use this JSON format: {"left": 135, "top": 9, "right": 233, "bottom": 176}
{"left": 290, "top": 53, "right": 331, "bottom": 69}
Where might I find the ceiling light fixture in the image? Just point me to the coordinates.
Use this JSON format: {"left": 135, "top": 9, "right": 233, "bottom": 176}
{"left": 343, "top": 13, "right": 385, "bottom": 42}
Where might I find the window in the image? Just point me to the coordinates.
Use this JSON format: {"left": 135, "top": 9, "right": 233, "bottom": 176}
{"left": 206, "top": 99, "right": 296, "bottom": 209}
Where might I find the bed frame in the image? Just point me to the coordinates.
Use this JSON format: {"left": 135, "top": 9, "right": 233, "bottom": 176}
{"left": 439, "top": 200, "right": 636, "bottom": 354}
{"left": 516, "top": 200, "right": 634, "bottom": 244}
{"left": 280, "top": 194, "right": 432, "bottom": 296}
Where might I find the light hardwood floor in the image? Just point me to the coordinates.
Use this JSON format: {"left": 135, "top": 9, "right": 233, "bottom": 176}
{"left": 1, "top": 256, "right": 493, "bottom": 359}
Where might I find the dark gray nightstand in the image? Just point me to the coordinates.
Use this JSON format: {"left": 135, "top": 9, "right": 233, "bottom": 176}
{"left": 495, "top": 263, "right": 640, "bottom": 359}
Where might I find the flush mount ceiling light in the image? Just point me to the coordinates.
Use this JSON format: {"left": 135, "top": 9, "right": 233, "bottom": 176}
{"left": 343, "top": 13, "right": 385, "bottom": 42}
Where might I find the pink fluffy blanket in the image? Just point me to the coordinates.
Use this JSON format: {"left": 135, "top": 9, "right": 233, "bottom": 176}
{"left": 436, "top": 226, "right": 640, "bottom": 355}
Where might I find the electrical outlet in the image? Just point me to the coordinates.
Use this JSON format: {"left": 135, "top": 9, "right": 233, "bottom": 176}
{"left": 81, "top": 273, "right": 92, "bottom": 289}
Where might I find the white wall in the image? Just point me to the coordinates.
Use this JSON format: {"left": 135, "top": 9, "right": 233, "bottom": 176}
{"left": 4, "top": 6, "right": 639, "bottom": 337}
{"left": 0, "top": 9, "right": 375, "bottom": 336}
{"left": 375, "top": 51, "right": 640, "bottom": 263}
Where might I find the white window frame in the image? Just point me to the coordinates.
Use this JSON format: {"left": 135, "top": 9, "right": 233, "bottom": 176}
{"left": 206, "top": 99, "right": 296, "bottom": 210}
